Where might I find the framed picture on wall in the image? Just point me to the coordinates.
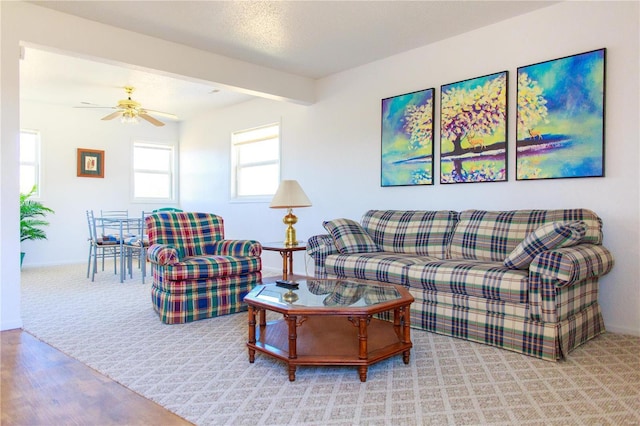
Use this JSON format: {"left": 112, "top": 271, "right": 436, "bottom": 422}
{"left": 440, "top": 71, "right": 508, "bottom": 184}
{"left": 516, "top": 48, "right": 606, "bottom": 180}
{"left": 77, "top": 148, "right": 104, "bottom": 178}
{"left": 381, "top": 87, "right": 435, "bottom": 187}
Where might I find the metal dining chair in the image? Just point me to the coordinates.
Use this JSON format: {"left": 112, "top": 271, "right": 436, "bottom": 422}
{"left": 123, "top": 211, "right": 153, "bottom": 283}
{"left": 86, "top": 210, "right": 119, "bottom": 281}
{"left": 100, "top": 210, "right": 129, "bottom": 237}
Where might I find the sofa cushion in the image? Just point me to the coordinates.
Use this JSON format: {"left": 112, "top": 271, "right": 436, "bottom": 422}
{"left": 361, "top": 210, "right": 459, "bottom": 258}
{"left": 164, "top": 255, "right": 261, "bottom": 281}
{"left": 406, "top": 260, "right": 529, "bottom": 304}
{"left": 504, "top": 221, "right": 587, "bottom": 269}
{"left": 325, "top": 253, "right": 436, "bottom": 286}
{"left": 450, "top": 209, "right": 603, "bottom": 262}
{"left": 323, "top": 218, "right": 381, "bottom": 254}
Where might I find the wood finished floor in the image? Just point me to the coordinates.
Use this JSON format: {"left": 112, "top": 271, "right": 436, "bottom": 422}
{"left": 1, "top": 274, "right": 298, "bottom": 425}
{"left": 1, "top": 329, "right": 193, "bottom": 426}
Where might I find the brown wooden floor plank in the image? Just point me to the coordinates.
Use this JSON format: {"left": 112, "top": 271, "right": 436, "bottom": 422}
{"left": 1, "top": 329, "right": 193, "bottom": 426}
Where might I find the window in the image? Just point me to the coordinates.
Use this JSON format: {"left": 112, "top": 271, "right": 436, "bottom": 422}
{"left": 132, "top": 141, "right": 176, "bottom": 201}
{"left": 20, "top": 130, "right": 41, "bottom": 196}
{"left": 231, "top": 123, "right": 280, "bottom": 199}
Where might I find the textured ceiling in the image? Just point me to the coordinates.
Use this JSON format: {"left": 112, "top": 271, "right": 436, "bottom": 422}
{"left": 22, "top": 1, "right": 558, "bottom": 120}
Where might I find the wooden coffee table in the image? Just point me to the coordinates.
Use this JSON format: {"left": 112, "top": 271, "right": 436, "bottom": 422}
{"left": 244, "top": 278, "right": 413, "bottom": 382}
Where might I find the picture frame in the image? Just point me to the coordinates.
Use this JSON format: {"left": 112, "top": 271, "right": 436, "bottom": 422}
{"left": 516, "top": 48, "right": 606, "bottom": 180}
{"left": 381, "top": 88, "right": 435, "bottom": 187}
{"left": 440, "top": 71, "right": 508, "bottom": 184}
{"left": 77, "top": 148, "right": 104, "bottom": 178}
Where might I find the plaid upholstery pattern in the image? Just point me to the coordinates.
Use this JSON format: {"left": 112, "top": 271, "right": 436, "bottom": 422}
{"left": 146, "top": 212, "right": 262, "bottom": 324}
{"left": 529, "top": 244, "right": 614, "bottom": 283}
{"left": 323, "top": 218, "right": 381, "bottom": 254}
{"left": 406, "top": 260, "right": 528, "bottom": 304}
{"left": 308, "top": 208, "right": 613, "bottom": 360}
{"left": 407, "top": 288, "right": 604, "bottom": 361}
{"left": 151, "top": 267, "right": 261, "bottom": 324}
{"left": 164, "top": 256, "right": 261, "bottom": 281}
{"left": 206, "top": 240, "right": 262, "bottom": 257}
{"left": 146, "top": 212, "right": 225, "bottom": 256}
{"left": 308, "top": 234, "right": 340, "bottom": 277}
{"left": 147, "top": 244, "right": 181, "bottom": 265}
{"left": 450, "top": 209, "right": 602, "bottom": 262}
{"left": 504, "top": 221, "right": 587, "bottom": 269}
{"left": 361, "top": 210, "right": 459, "bottom": 258}
{"left": 325, "top": 253, "right": 437, "bottom": 286}
{"left": 528, "top": 245, "right": 613, "bottom": 323}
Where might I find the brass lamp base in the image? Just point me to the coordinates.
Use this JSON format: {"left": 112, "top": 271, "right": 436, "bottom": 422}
{"left": 282, "top": 289, "right": 299, "bottom": 304}
{"left": 283, "top": 208, "right": 299, "bottom": 246}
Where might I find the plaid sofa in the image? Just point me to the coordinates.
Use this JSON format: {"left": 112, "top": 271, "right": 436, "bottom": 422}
{"left": 308, "top": 209, "right": 614, "bottom": 361}
{"left": 146, "top": 212, "right": 262, "bottom": 324}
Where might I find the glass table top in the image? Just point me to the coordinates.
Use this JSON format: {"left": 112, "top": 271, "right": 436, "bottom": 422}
{"left": 251, "top": 279, "right": 402, "bottom": 308}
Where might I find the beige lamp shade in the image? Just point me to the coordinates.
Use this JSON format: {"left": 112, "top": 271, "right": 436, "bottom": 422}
{"left": 270, "top": 180, "right": 312, "bottom": 209}
{"left": 270, "top": 180, "right": 311, "bottom": 247}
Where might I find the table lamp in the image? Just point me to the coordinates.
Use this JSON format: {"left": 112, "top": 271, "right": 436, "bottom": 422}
{"left": 270, "top": 180, "right": 312, "bottom": 246}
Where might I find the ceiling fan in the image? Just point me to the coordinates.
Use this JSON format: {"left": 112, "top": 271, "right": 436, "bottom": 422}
{"left": 75, "top": 86, "right": 177, "bottom": 127}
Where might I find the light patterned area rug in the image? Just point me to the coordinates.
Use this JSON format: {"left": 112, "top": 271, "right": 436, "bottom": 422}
{"left": 21, "top": 263, "right": 640, "bottom": 425}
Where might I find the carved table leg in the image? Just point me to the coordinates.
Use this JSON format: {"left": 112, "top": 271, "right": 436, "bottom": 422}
{"left": 358, "top": 316, "right": 368, "bottom": 382}
{"left": 247, "top": 305, "right": 256, "bottom": 363}
{"left": 288, "top": 365, "right": 297, "bottom": 382}
{"left": 287, "top": 314, "right": 298, "bottom": 381}
{"left": 401, "top": 305, "right": 411, "bottom": 364}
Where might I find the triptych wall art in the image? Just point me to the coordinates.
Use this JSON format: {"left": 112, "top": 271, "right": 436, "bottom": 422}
{"left": 516, "top": 49, "right": 606, "bottom": 180}
{"left": 380, "top": 48, "right": 606, "bottom": 187}
{"left": 381, "top": 88, "right": 435, "bottom": 186}
{"left": 440, "top": 71, "right": 508, "bottom": 184}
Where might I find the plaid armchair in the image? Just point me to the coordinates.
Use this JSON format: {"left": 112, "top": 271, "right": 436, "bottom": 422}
{"left": 145, "top": 212, "right": 262, "bottom": 324}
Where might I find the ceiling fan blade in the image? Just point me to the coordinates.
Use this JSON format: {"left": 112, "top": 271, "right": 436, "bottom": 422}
{"left": 139, "top": 113, "right": 165, "bottom": 127}
{"left": 101, "top": 111, "right": 123, "bottom": 121}
{"left": 143, "top": 109, "right": 178, "bottom": 120}
{"left": 74, "top": 106, "right": 118, "bottom": 109}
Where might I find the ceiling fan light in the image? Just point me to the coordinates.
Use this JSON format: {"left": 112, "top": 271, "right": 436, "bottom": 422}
{"left": 120, "top": 110, "right": 139, "bottom": 124}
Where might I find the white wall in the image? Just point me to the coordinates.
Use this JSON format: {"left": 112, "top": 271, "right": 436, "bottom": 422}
{"left": 19, "top": 101, "right": 180, "bottom": 267}
{"left": 180, "top": 2, "right": 640, "bottom": 335}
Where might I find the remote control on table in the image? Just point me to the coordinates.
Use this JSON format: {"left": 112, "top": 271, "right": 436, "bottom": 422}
{"left": 275, "top": 280, "right": 299, "bottom": 289}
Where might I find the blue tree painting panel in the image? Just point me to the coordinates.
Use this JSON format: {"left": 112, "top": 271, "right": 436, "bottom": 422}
{"left": 440, "top": 71, "right": 508, "bottom": 184}
{"left": 516, "top": 48, "right": 606, "bottom": 180}
{"left": 381, "top": 88, "right": 434, "bottom": 186}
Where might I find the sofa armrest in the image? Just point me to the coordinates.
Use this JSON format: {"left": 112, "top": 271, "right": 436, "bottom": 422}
{"left": 147, "top": 244, "right": 182, "bottom": 265}
{"left": 307, "top": 234, "right": 339, "bottom": 277}
{"left": 205, "top": 240, "right": 262, "bottom": 257}
{"left": 528, "top": 244, "right": 613, "bottom": 324}
{"left": 529, "top": 244, "right": 614, "bottom": 286}
{"left": 307, "top": 234, "right": 338, "bottom": 257}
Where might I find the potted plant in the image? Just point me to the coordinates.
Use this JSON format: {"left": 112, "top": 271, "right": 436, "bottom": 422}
{"left": 20, "top": 185, "right": 54, "bottom": 266}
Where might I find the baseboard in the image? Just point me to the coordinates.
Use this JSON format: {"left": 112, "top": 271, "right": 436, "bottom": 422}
{"left": 605, "top": 324, "right": 640, "bottom": 337}
{"left": 0, "top": 319, "right": 24, "bottom": 331}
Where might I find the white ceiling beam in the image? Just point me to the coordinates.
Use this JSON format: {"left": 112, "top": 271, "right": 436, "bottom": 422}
{"left": 9, "top": 2, "right": 316, "bottom": 105}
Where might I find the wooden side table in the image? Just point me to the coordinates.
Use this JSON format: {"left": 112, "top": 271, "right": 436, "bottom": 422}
{"left": 261, "top": 242, "right": 307, "bottom": 280}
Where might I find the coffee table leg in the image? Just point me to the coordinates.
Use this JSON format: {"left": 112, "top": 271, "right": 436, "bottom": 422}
{"left": 358, "top": 316, "right": 368, "bottom": 382}
{"left": 248, "top": 305, "right": 256, "bottom": 363}
{"left": 259, "top": 308, "right": 266, "bottom": 327}
{"left": 401, "top": 305, "right": 411, "bottom": 364}
{"left": 287, "top": 315, "right": 298, "bottom": 381}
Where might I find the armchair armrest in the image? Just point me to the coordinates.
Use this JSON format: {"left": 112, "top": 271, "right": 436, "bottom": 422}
{"left": 147, "top": 244, "right": 182, "bottom": 265}
{"left": 529, "top": 244, "right": 614, "bottom": 286}
{"left": 205, "top": 240, "right": 262, "bottom": 257}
